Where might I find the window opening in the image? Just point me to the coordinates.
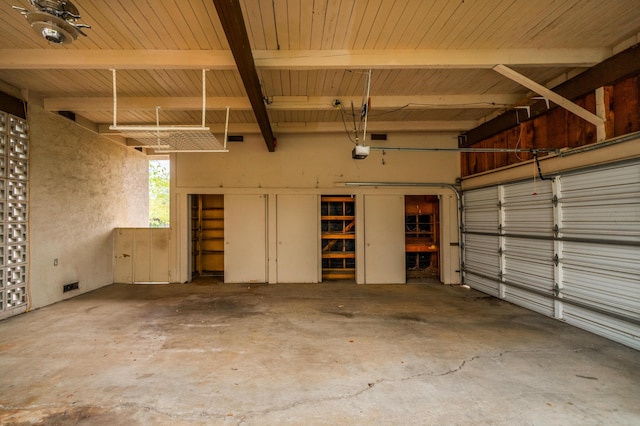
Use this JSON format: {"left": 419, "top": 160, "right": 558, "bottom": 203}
{"left": 149, "top": 159, "right": 169, "bottom": 227}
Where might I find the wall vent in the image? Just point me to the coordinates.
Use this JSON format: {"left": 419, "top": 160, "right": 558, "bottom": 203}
{"left": 63, "top": 282, "right": 79, "bottom": 293}
{"left": 227, "top": 135, "right": 244, "bottom": 142}
{"left": 371, "top": 133, "right": 387, "bottom": 141}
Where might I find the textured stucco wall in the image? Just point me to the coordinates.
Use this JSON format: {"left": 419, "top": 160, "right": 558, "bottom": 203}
{"left": 29, "top": 105, "right": 148, "bottom": 309}
{"left": 175, "top": 132, "right": 460, "bottom": 188}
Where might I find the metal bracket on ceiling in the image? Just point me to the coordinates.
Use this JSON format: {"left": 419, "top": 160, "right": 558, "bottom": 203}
{"left": 532, "top": 96, "right": 550, "bottom": 109}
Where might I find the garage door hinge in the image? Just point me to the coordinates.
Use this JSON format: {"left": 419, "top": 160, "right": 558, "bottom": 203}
{"left": 553, "top": 283, "right": 561, "bottom": 296}
{"left": 497, "top": 200, "right": 502, "bottom": 208}
{"left": 552, "top": 195, "right": 558, "bottom": 207}
{"left": 553, "top": 225, "right": 559, "bottom": 236}
{"left": 498, "top": 247, "right": 503, "bottom": 255}
{"left": 553, "top": 254, "right": 560, "bottom": 266}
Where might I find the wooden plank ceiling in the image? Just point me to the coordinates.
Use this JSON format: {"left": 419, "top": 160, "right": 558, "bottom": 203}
{"left": 0, "top": 0, "right": 638, "bottom": 148}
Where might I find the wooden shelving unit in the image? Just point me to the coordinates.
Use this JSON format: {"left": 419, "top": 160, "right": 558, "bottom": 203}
{"left": 321, "top": 195, "right": 355, "bottom": 280}
{"left": 192, "top": 194, "right": 224, "bottom": 276}
{"left": 405, "top": 196, "right": 439, "bottom": 278}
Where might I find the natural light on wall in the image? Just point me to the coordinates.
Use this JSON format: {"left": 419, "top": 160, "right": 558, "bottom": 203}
{"left": 149, "top": 159, "right": 170, "bottom": 227}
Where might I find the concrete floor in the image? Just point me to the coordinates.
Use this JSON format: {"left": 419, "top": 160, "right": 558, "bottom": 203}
{"left": 0, "top": 280, "right": 639, "bottom": 425}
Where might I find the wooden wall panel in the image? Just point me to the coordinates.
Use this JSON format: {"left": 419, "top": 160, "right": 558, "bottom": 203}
{"left": 462, "top": 72, "right": 640, "bottom": 177}
{"left": 612, "top": 75, "right": 640, "bottom": 136}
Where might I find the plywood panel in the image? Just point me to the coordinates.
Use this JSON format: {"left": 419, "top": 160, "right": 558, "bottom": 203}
{"left": 276, "top": 194, "right": 319, "bottom": 283}
{"left": 224, "top": 194, "right": 267, "bottom": 283}
{"left": 364, "top": 195, "right": 405, "bottom": 284}
{"left": 613, "top": 75, "right": 640, "bottom": 136}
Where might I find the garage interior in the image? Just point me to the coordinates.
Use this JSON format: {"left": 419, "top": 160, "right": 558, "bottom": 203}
{"left": 0, "top": 0, "right": 639, "bottom": 424}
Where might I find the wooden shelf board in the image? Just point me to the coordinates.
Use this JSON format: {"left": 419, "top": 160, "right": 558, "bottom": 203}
{"left": 322, "top": 252, "right": 356, "bottom": 258}
{"left": 321, "top": 215, "right": 355, "bottom": 220}
{"left": 322, "top": 233, "right": 356, "bottom": 239}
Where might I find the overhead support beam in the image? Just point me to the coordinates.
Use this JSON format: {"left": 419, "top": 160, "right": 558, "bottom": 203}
{"left": 99, "top": 120, "right": 478, "bottom": 136}
{"left": 213, "top": 0, "right": 275, "bottom": 151}
{"left": 44, "top": 94, "right": 521, "bottom": 112}
{"left": 253, "top": 48, "right": 610, "bottom": 70}
{"left": 463, "top": 45, "right": 640, "bottom": 147}
{"left": 493, "top": 65, "right": 605, "bottom": 133}
{"left": 0, "top": 48, "right": 611, "bottom": 70}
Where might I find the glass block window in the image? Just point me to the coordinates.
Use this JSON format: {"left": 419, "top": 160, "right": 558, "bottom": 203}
{"left": 0, "top": 112, "right": 28, "bottom": 317}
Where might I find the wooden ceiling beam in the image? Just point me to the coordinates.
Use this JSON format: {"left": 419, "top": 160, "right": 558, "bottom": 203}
{"left": 0, "top": 48, "right": 611, "bottom": 70}
{"left": 99, "top": 120, "right": 477, "bottom": 135}
{"left": 211, "top": 0, "right": 275, "bottom": 152}
{"left": 44, "top": 94, "right": 522, "bottom": 112}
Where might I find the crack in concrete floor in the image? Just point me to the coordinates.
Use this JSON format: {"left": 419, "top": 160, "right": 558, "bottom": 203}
{"left": 0, "top": 346, "right": 605, "bottom": 425}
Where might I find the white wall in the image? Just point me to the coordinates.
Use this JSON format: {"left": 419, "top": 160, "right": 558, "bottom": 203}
{"left": 29, "top": 105, "right": 148, "bottom": 309}
{"left": 172, "top": 131, "right": 462, "bottom": 285}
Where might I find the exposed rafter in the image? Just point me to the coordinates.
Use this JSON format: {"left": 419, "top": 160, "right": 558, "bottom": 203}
{"left": 211, "top": 0, "right": 275, "bottom": 152}
{"left": 44, "top": 94, "right": 522, "bottom": 112}
{"left": 0, "top": 48, "right": 611, "bottom": 70}
{"left": 493, "top": 64, "right": 605, "bottom": 140}
{"left": 462, "top": 45, "right": 640, "bottom": 147}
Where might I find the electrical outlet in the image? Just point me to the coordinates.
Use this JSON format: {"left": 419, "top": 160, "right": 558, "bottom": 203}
{"left": 53, "top": 258, "right": 58, "bottom": 266}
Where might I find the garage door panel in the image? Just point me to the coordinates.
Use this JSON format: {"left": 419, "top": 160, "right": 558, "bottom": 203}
{"left": 465, "top": 274, "right": 500, "bottom": 297}
{"left": 503, "top": 180, "right": 553, "bottom": 236}
{"left": 562, "top": 249, "right": 640, "bottom": 318}
{"left": 463, "top": 187, "right": 499, "bottom": 233}
{"left": 559, "top": 163, "right": 640, "bottom": 241}
{"left": 463, "top": 187, "right": 500, "bottom": 295}
{"left": 504, "top": 238, "right": 554, "bottom": 292}
{"left": 563, "top": 305, "right": 640, "bottom": 350}
{"left": 464, "top": 234, "right": 499, "bottom": 278}
{"left": 504, "top": 286, "right": 554, "bottom": 317}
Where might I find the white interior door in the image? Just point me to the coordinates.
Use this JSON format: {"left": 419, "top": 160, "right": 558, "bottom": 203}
{"left": 276, "top": 194, "right": 319, "bottom": 283}
{"left": 364, "top": 195, "right": 406, "bottom": 284}
{"left": 224, "top": 194, "right": 267, "bottom": 283}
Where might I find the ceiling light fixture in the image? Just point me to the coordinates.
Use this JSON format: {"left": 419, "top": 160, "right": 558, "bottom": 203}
{"left": 13, "top": 0, "right": 90, "bottom": 45}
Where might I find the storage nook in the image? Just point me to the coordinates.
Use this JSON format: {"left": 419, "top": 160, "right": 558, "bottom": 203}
{"left": 405, "top": 195, "right": 439, "bottom": 278}
{"left": 321, "top": 195, "right": 356, "bottom": 280}
{"left": 192, "top": 194, "right": 224, "bottom": 277}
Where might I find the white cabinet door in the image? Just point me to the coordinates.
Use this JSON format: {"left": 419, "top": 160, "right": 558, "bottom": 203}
{"left": 224, "top": 194, "right": 267, "bottom": 283}
{"left": 276, "top": 194, "right": 319, "bottom": 283}
{"left": 114, "top": 228, "right": 134, "bottom": 283}
{"left": 364, "top": 195, "right": 405, "bottom": 284}
{"left": 114, "top": 228, "right": 170, "bottom": 283}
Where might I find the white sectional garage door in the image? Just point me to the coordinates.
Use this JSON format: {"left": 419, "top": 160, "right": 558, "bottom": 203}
{"left": 462, "top": 187, "right": 501, "bottom": 297}
{"left": 462, "top": 159, "right": 640, "bottom": 350}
